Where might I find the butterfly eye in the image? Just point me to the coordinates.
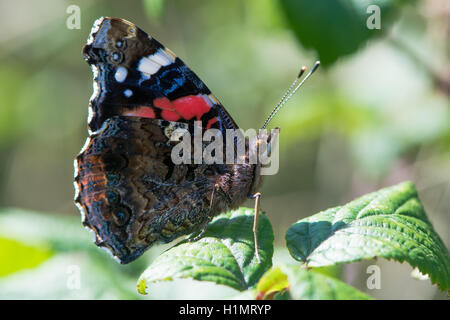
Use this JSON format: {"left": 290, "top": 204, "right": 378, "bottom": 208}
{"left": 111, "top": 51, "right": 124, "bottom": 63}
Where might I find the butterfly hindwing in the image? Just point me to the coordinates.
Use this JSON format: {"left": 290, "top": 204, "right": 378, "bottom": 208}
{"left": 75, "top": 116, "right": 230, "bottom": 263}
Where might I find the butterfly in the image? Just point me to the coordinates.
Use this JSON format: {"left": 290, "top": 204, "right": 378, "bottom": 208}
{"left": 74, "top": 17, "right": 319, "bottom": 264}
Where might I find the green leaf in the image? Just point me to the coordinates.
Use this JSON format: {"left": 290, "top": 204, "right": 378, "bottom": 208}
{"left": 0, "top": 237, "right": 52, "bottom": 277}
{"left": 137, "top": 208, "right": 274, "bottom": 293}
{"left": 281, "top": 264, "right": 372, "bottom": 300}
{"left": 0, "top": 208, "right": 92, "bottom": 253}
{"left": 0, "top": 209, "right": 146, "bottom": 299}
{"left": 278, "top": 0, "right": 405, "bottom": 66}
{"left": 255, "top": 267, "right": 289, "bottom": 300}
{"left": 0, "top": 253, "right": 142, "bottom": 299}
{"left": 286, "top": 182, "right": 450, "bottom": 290}
{"left": 311, "top": 265, "right": 344, "bottom": 279}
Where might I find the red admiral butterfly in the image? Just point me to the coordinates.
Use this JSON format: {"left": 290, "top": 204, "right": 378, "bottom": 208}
{"left": 74, "top": 17, "right": 318, "bottom": 264}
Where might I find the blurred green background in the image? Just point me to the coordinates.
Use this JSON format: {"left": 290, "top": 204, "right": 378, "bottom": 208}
{"left": 0, "top": 0, "right": 449, "bottom": 299}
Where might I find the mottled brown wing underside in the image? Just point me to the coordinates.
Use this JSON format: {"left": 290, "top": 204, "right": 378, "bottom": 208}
{"left": 74, "top": 116, "right": 219, "bottom": 263}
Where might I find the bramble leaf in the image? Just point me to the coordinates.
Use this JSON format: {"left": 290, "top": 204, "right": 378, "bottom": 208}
{"left": 286, "top": 182, "right": 450, "bottom": 290}
{"left": 281, "top": 264, "right": 372, "bottom": 300}
{"left": 0, "top": 237, "right": 52, "bottom": 277}
{"left": 255, "top": 267, "right": 289, "bottom": 300}
{"left": 137, "top": 208, "right": 274, "bottom": 293}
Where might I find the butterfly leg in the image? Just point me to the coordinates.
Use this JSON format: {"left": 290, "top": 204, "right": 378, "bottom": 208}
{"left": 249, "top": 192, "right": 262, "bottom": 263}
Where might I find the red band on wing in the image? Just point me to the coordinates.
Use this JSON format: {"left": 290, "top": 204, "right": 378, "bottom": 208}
{"left": 125, "top": 95, "right": 212, "bottom": 122}
{"left": 173, "top": 95, "right": 211, "bottom": 120}
{"left": 155, "top": 95, "right": 212, "bottom": 122}
{"left": 206, "top": 117, "right": 218, "bottom": 129}
{"left": 154, "top": 97, "right": 181, "bottom": 121}
{"left": 123, "top": 106, "right": 156, "bottom": 119}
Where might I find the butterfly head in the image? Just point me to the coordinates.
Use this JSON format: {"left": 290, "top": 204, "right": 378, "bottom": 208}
{"left": 243, "top": 127, "right": 280, "bottom": 195}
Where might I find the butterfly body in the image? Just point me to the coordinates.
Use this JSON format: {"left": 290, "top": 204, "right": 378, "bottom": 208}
{"left": 75, "top": 17, "right": 264, "bottom": 263}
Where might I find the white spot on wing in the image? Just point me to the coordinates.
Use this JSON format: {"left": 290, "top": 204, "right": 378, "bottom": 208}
{"left": 137, "top": 48, "right": 175, "bottom": 77}
{"left": 137, "top": 56, "right": 161, "bottom": 76}
{"left": 151, "top": 48, "right": 175, "bottom": 66}
{"left": 124, "top": 89, "right": 133, "bottom": 98}
{"left": 114, "top": 66, "right": 128, "bottom": 83}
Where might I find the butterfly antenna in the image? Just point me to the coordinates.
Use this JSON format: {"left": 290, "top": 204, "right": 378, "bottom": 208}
{"left": 261, "top": 61, "right": 320, "bottom": 130}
